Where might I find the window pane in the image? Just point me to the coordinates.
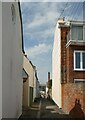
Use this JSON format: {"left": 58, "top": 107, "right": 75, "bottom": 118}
{"left": 71, "top": 26, "right": 83, "bottom": 40}
{"left": 75, "top": 81, "right": 85, "bottom": 83}
{"left": 82, "top": 53, "right": 85, "bottom": 69}
{"left": 75, "top": 52, "right": 80, "bottom": 68}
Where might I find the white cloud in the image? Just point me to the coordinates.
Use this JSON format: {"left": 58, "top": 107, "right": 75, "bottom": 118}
{"left": 21, "top": 2, "right": 83, "bottom": 84}
{"left": 25, "top": 43, "right": 52, "bottom": 58}
{"left": 27, "top": 11, "right": 59, "bottom": 29}
{"left": 46, "top": 11, "right": 59, "bottom": 21}
{"left": 28, "top": 16, "right": 46, "bottom": 29}
{"left": 24, "top": 27, "right": 55, "bottom": 41}
{"left": 21, "top": 2, "right": 62, "bottom": 43}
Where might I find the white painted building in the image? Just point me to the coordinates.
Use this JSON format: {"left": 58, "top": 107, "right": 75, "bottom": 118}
{"left": 46, "top": 82, "right": 49, "bottom": 98}
{"left": 2, "top": 2, "right": 24, "bottom": 118}
{"left": 23, "top": 55, "right": 36, "bottom": 106}
{"left": 33, "top": 68, "right": 40, "bottom": 100}
{"left": 0, "top": 2, "right": 2, "bottom": 119}
{"left": 52, "top": 18, "right": 85, "bottom": 109}
{"left": 36, "top": 79, "right": 40, "bottom": 98}
{"left": 52, "top": 19, "right": 62, "bottom": 108}
{"left": 22, "top": 68, "right": 29, "bottom": 108}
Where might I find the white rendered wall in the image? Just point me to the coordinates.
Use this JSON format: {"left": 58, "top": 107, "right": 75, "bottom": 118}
{"left": 36, "top": 80, "right": 40, "bottom": 98}
{"left": 2, "top": 2, "right": 23, "bottom": 118}
{"left": 35, "top": 80, "right": 39, "bottom": 98}
{"left": 0, "top": 2, "right": 2, "bottom": 119}
{"left": 23, "top": 78, "right": 29, "bottom": 107}
{"left": 23, "top": 55, "right": 34, "bottom": 106}
{"left": 52, "top": 22, "right": 62, "bottom": 108}
{"left": 23, "top": 56, "right": 34, "bottom": 88}
{"left": 33, "top": 73, "right": 36, "bottom": 101}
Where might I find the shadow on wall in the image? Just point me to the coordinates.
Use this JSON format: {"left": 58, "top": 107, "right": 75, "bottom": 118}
{"left": 69, "top": 99, "right": 85, "bottom": 119}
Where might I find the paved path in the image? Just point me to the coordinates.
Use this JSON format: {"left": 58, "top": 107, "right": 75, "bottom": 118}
{"left": 19, "top": 98, "right": 71, "bottom": 119}
{"left": 19, "top": 99, "right": 40, "bottom": 119}
{"left": 40, "top": 98, "right": 70, "bottom": 118}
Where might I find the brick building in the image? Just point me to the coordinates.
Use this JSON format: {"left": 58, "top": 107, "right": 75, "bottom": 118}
{"left": 52, "top": 18, "right": 85, "bottom": 116}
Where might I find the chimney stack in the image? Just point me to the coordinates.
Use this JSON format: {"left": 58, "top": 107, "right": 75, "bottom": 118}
{"left": 48, "top": 72, "right": 50, "bottom": 81}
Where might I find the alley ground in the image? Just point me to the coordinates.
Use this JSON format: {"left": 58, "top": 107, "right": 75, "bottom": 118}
{"left": 19, "top": 98, "right": 72, "bottom": 119}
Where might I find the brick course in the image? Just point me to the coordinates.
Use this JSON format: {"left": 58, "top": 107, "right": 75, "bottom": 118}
{"left": 66, "top": 45, "right": 85, "bottom": 83}
{"left": 61, "top": 27, "right": 69, "bottom": 83}
{"left": 62, "top": 83, "right": 85, "bottom": 116}
{"left": 60, "top": 25, "right": 85, "bottom": 116}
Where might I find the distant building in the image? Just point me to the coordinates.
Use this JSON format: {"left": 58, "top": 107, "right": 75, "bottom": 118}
{"left": 39, "top": 84, "right": 46, "bottom": 98}
{"left": 23, "top": 54, "right": 39, "bottom": 107}
{"left": 39, "top": 84, "right": 46, "bottom": 92}
{"left": 33, "top": 68, "right": 40, "bottom": 100}
{"left": 46, "top": 72, "right": 52, "bottom": 98}
{"left": 52, "top": 18, "right": 85, "bottom": 114}
{"left": 36, "top": 79, "right": 40, "bottom": 98}
{"left": 22, "top": 68, "right": 29, "bottom": 108}
{"left": 1, "top": 2, "right": 24, "bottom": 118}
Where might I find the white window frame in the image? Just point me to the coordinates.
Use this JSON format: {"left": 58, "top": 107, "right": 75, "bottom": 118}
{"left": 74, "top": 50, "right": 85, "bottom": 71}
{"left": 74, "top": 79, "right": 85, "bottom": 83}
{"left": 70, "top": 24, "right": 84, "bottom": 41}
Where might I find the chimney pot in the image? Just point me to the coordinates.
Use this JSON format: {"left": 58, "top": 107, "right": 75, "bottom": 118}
{"left": 48, "top": 72, "right": 50, "bottom": 81}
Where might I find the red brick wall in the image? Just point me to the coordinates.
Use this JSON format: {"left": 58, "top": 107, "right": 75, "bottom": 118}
{"left": 61, "top": 26, "right": 85, "bottom": 83}
{"left": 61, "top": 27, "right": 69, "bottom": 83}
{"left": 60, "top": 26, "right": 85, "bottom": 117}
{"left": 62, "top": 83, "right": 85, "bottom": 116}
{"left": 66, "top": 45, "right": 85, "bottom": 83}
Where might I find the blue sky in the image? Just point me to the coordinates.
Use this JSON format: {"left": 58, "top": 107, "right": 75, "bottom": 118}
{"left": 20, "top": 2, "right": 83, "bottom": 84}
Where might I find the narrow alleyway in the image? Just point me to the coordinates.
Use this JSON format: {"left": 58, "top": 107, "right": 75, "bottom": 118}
{"left": 19, "top": 98, "right": 71, "bottom": 119}
{"left": 40, "top": 98, "right": 70, "bottom": 118}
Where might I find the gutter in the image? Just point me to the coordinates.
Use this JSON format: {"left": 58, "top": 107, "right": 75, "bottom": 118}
{"left": 18, "top": 1, "right": 25, "bottom": 54}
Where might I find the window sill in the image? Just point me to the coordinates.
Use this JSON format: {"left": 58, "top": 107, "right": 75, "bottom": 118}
{"left": 66, "top": 40, "right": 85, "bottom": 48}
{"left": 74, "top": 69, "right": 85, "bottom": 71}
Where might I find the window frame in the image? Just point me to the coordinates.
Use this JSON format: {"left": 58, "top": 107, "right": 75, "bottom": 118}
{"left": 74, "top": 79, "right": 85, "bottom": 83}
{"left": 71, "top": 25, "right": 83, "bottom": 41}
{"left": 74, "top": 50, "right": 85, "bottom": 71}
